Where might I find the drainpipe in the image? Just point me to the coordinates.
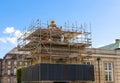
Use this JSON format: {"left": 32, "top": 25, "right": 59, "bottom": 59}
{"left": 97, "top": 57, "right": 101, "bottom": 83}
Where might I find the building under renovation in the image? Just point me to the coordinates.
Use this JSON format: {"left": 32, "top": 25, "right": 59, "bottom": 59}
{"left": 0, "top": 19, "right": 120, "bottom": 83}
{"left": 17, "top": 20, "right": 120, "bottom": 83}
{"left": 18, "top": 20, "right": 94, "bottom": 83}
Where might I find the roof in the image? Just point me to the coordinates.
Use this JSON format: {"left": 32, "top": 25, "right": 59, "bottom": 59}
{"left": 99, "top": 39, "right": 120, "bottom": 50}
{"left": 4, "top": 47, "right": 30, "bottom": 59}
{"left": 7, "top": 47, "right": 29, "bottom": 54}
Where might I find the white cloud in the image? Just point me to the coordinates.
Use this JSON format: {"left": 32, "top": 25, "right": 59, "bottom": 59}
{"left": 0, "top": 38, "right": 7, "bottom": 43}
{"left": 3, "top": 27, "right": 15, "bottom": 34}
{"left": 6, "top": 37, "right": 17, "bottom": 45}
{"left": 0, "top": 37, "right": 17, "bottom": 45}
{"left": 0, "top": 27, "right": 22, "bottom": 46}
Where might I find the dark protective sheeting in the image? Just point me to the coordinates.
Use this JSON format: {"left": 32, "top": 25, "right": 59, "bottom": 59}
{"left": 22, "top": 63, "right": 94, "bottom": 82}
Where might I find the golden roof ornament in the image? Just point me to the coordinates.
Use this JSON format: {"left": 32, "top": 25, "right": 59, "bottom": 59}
{"left": 51, "top": 20, "right": 55, "bottom": 24}
{"left": 49, "top": 20, "right": 57, "bottom": 29}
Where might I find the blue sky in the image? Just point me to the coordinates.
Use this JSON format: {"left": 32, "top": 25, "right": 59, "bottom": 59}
{"left": 0, "top": 0, "right": 120, "bottom": 58}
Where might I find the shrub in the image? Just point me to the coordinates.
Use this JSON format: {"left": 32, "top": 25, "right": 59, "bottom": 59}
{"left": 17, "top": 66, "right": 26, "bottom": 83}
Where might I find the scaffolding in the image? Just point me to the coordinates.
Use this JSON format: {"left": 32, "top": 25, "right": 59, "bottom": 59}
{"left": 17, "top": 20, "right": 92, "bottom": 65}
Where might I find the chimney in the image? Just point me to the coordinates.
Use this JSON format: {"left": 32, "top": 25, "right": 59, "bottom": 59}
{"left": 115, "top": 39, "right": 120, "bottom": 43}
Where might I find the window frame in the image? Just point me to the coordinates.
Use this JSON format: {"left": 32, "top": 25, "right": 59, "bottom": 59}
{"left": 104, "top": 62, "right": 113, "bottom": 82}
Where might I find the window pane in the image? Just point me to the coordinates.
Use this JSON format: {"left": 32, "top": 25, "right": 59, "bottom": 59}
{"left": 104, "top": 63, "right": 107, "bottom": 70}
{"left": 105, "top": 72, "right": 108, "bottom": 81}
{"left": 109, "top": 63, "right": 112, "bottom": 70}
{"left": 109, "top": 72, "right": 112, "bottom": 81}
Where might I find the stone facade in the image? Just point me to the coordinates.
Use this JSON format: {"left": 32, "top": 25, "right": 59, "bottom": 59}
{"left": 20, "top": 48, "right": 120, "bottom": 83}
{"left": 84, "top": 48, "right": 120, "bottom": 83}
{"left": 1, "top": 47, "right": 30, "bottom": 83}
{"left": 1, "top": 47, "right": 120, "bottom": 83}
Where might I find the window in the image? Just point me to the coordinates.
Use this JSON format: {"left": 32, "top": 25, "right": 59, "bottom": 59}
{"left": 14, "top": 61, "right": 17, "bottom": 66}
{"left": 8, "top": 70, "right": 11, "bottom": 75}
{"left": 8, "top": 78, "right": 10, "bottom": 83}
{"left": 25, "top": 62, "right": 28, "bottom": 66}
{"left": 14, "top": 68, "right": 16, "bottom": 75}
{"left": 83, "top": 62, "right": 91, "bottom": 65}
{"left": 7, "top": 61, "right": 11, "bottom": 65}
{"left": 19, "top": 62, "right": 22, "bottom": 65}
{"left": 104, "top": 62, "right": 113, "bottom": 82}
